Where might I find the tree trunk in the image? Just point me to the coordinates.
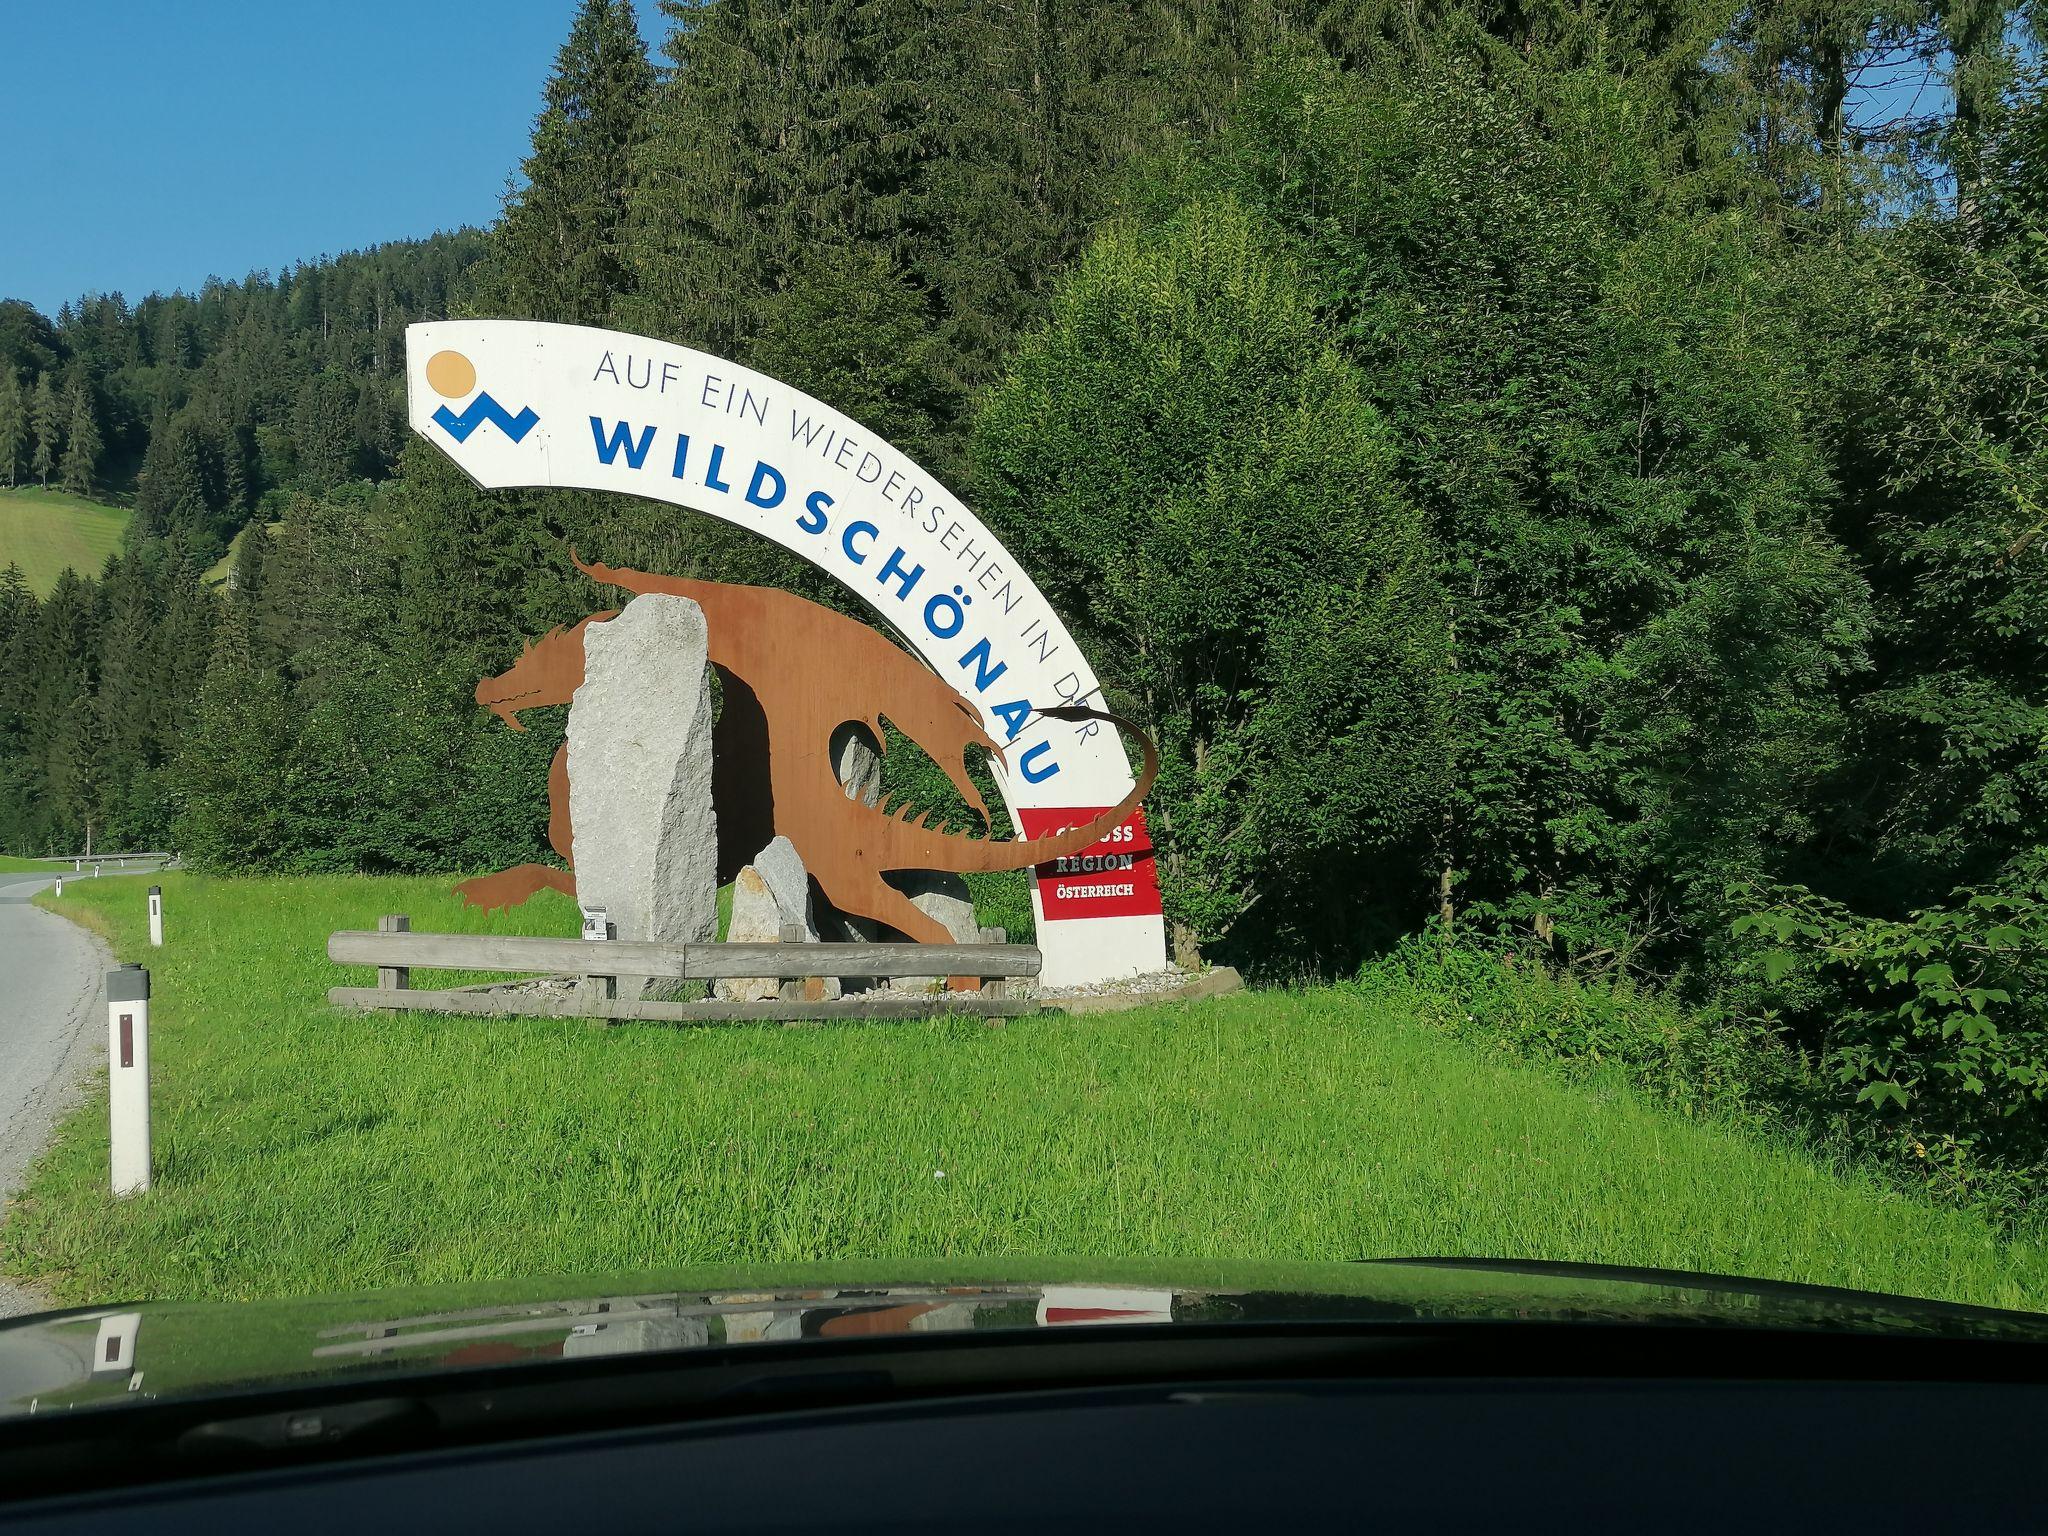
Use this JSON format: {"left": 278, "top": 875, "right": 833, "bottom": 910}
{"left": 1816, "top": 39, "right": 1848, "bottom": 157}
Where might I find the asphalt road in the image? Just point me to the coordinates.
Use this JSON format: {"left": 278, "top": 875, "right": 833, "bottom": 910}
{"left": 0, "top": 870, "right": 113, "bottom": 1319}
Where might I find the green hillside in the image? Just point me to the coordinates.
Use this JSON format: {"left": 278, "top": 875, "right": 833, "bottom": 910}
{"left": 0, "top": 486, "right": 130, "bottom": 594}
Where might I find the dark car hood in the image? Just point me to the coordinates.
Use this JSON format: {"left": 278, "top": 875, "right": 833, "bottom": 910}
{"left": 6, "top": 1257, "right": 2047, "bottom": 1419}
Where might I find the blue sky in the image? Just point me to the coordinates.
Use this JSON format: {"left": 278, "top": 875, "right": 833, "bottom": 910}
{"left": 0, "top": 2, "right": 666, "bottom": 317}
{"left": 0, "top": 5, "right": 1975, "bottom": 319}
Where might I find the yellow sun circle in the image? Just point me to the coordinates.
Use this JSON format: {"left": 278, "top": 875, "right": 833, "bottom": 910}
{"left": 425, "top": 350, "right": 477, "bottom": 398}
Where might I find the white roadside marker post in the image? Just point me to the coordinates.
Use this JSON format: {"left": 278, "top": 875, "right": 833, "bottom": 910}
{"left": 106, "top": 964, "right": 151, "bottom": 1196}
{"left": 147, "top": 885, "right": 163, "bottom": 947}
{"left": 54, "top": 876, "right": 62, "bottom": 897}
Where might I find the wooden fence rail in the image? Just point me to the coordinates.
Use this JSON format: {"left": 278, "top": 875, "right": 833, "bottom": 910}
{"left": 327, "top": 916, "right": 1041, "bottom": 1024}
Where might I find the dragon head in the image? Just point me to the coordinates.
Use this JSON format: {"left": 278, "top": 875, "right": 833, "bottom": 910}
{"left": 868, "top": 692, "right": 1005, "bottom": 832}
{"left": 476, "top": 622, "right": 589, "bottom": 731}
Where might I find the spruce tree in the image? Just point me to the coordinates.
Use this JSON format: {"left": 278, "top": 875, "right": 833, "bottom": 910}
{"left": 134, "top": 418, "right": 211, "bottom": 543}
{"left": 59, "top": 375, "right": 101, "bottom": 495}
{"left": 172, "top": 604, "right": 297, "bottom": 870}
{"left": 28, "top": 374, "right": 60, "bottom": 487}
{"left": 0, "top": 371, "right": 23, "bottom": 487}
{"left": 0, "top": 563, "right": 33, "bottom": 849}
{"left": 491, "top": 0, "right": 653, "bottom": 324}
{"left": 291, "top": 371, "right": 359, "bottom": 491}
{"left": 625, "top": 0, "right": 1282, "bottom": 455}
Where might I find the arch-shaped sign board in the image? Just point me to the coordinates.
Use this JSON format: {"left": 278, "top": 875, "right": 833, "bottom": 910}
{"left": 406, "top": 321, "right": 1165, "bottom": 988}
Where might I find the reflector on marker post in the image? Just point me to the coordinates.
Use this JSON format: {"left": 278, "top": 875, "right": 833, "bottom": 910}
{"left": 147, "top": 885, "right": 163, "bottom": 947}
{"left": 105, "top": 964, "right": 151, "bottom": 1197}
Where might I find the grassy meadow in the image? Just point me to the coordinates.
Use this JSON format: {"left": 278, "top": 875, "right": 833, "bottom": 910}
{"left": 0, "top": 485, "right": 130, "bottom": 594}
{"left": 8, "top": 870, "right": 2046, "bottom": 1311}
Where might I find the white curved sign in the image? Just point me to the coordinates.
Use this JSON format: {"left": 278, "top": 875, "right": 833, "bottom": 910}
{"left": 406, "top": 320, "right": 1164, "bottom": 987}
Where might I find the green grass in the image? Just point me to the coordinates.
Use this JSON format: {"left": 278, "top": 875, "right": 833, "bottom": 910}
{"left": 0, "top": 485, "right": 130, "bottom": 594}
{"left": 201, "top": 520, "right": 280, "bottom": 588}
{"left": 10, "top": 871, "right": 2047, "bottom": 1312}
{"left": 200, "top": 523, "right": 244, "bottom": 587}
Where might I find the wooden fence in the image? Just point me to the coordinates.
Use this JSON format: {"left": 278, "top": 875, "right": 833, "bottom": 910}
{"left": 327, "top": 915, "right": 1041, "bottom": 1023}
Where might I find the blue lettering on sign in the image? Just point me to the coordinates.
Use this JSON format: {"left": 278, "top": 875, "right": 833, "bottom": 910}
{"left": 989, "top": 698, "right": 1032, "bottom": 742}
{"left": 797, "top": 489, "right": 833, "bottom": 535}
{"left": 876, "top": 546, "right": 924, "bottom": 602}
{"left": 437, "top": 393, "right": 539, "bottom": 444}
{"left": 956, "top": 636, "right": 1008, "bottom": 695}
{"left": 923, "top": 586, "right": 969, "bottom": 640}
{"left": 591, "top": 417, "right": 655, "bottom": 468}
{"left": 746, "top": 461, "right": 787, "bottom": 509}
{"left": 577, "top": 426, "right": 1060, "bottom": 783}
{"left": 1018, "top": 741, "right": 1061, "bottom": 783}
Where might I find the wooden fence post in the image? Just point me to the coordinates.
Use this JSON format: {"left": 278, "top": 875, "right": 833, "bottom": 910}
{"left": 777, "top": 922, "right": 808, "bottom": 1002}
{"left": 979, "top": 926, "right": 1008, "bottom": 998}
{"left": 377, "top": 914, "right": 410, "bottom": 1000}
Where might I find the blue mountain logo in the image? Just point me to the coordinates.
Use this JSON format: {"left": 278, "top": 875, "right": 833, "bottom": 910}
{"left": 422, "top": 350, "right": 539, "bottom": 444}
{"left": 433, "top": 392, "right": 540, "bottom": 444}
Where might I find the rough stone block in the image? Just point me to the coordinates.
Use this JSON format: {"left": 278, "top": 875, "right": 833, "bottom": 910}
{"left": 831, "top": 721, "right": 883, "bottom": 806}
{"left": 716, "top": 835, "right": 840, "bottom": 1003}
{"left": 568, "top": 595, "right": 718, "bottom": 996}
{"left": 888, "top": 870, "right": 980, "bottom": 993}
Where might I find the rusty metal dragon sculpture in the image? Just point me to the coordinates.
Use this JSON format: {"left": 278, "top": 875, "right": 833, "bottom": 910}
{"left": 454, "top": 553, "right": 1157, "bottom": 951}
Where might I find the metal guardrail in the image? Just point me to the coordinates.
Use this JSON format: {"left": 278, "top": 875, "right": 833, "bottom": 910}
{"left": 25, "top": 856, "right": 174, "bottom": 868}
{"left": 17, "top": 852, "right": 177, "bottom": 868}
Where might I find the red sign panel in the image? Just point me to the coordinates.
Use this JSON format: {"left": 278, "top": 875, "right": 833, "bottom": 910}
{"left": 1017, "top": 806, "right": 1163, "bottom": 922}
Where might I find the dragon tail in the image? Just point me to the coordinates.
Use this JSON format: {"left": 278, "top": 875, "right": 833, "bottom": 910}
{"left": 916, "top": 705, "right": 1159, "bottom": 874}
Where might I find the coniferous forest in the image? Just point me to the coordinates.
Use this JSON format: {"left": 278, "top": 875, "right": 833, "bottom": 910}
{"left": 3, "top": 0, "right": 2047, "bottom": 1209}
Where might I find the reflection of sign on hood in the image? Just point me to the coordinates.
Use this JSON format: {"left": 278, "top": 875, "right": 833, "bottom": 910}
{"left": 1035, "top": 1286, "right": 1177, "bottom": 1327}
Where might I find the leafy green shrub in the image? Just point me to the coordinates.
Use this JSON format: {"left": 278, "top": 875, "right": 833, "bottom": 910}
{"left": 1733, "top": 851, "right": 2048, "bottom": 1218}
{"left": 1357, "top": 931, "right": 1804, "bottom": 1128}
{"left": 974, "top": 196, "right": 1450, "bottom": 971}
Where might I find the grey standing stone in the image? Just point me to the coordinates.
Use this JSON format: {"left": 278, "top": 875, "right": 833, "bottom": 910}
{"left": 814, "top": 724, "right": 886, "bottom": 971}
{"left": 831, "top": 721, "right": 883, "bottom": 806}
{"left": 888, "top": 870, "right": 980, "bottom": 993}
{"left": 749, "top": 835, "right": 816, "bottom": 929}
{"left": 716, "top": 836, "right": 840, "bottom": 1003}
{"left": 568, "top": 594, "right": 718, "bottom": 997}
